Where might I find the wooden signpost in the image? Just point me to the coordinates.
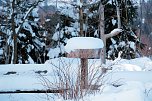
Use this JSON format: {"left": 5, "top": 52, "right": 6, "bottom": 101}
{"left": 65, "top": 38, "right": 103, "bottom": 89}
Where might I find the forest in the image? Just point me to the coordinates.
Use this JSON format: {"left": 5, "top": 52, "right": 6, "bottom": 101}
{"left": 0, "top": 0, "right": 151, "bottom": 64}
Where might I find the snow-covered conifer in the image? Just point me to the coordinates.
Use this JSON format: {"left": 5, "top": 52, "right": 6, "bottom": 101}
{"left": 0, "top": 0, "right": 47, "bottom": 64}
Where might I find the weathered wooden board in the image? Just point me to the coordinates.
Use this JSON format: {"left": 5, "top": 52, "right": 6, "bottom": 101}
{"left": 67, "top": 49, "right": 103, "bottom": 59}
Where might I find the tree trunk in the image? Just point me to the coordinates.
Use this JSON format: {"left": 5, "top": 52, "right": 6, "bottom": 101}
{"left": 79, "top": 0, "right": 84, "bottom": 37}
{"left": 99, "top": 3, "right": 106, "bottom": 64}
{"left": 116, "top": 0, "right": 121, "bottom": 28}
{"left": 5, "top": 43, "right": 11, "bottom": 64}
{"left": 98, "top": 2, "right": 122, "bottom": 64}
{"left": 12, "top": 0, "right": 18, "bottom": 64}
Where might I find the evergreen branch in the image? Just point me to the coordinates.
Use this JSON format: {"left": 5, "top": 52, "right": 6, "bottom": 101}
{"left": 15, "top": 0, "right": 44, "bottom": 35}
{"left": 71, "top": 0, "right": 108, "bottom": 9}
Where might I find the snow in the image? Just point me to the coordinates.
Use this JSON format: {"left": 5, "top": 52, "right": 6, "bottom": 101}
{"left": 1, "top": 0, "right": 151, "bottom": 100}
{"left": 112, "top": 18, "right": 116, "bottom": 25}
{"left": 110, "top": 28, "right": 123, "bottom": 34}
{"left": 65, "top": 37, "right": 104, "bottom": 53}
{"left": 56, "top": 23, "right": 60, "bottom": 30}
{"left": 19, "top": 33, "right": 26, "bottom": 38}
{"left": 94, "top": 82, "right": 145, "bottom": 101}
{"left": 119, "top": 41, "right": 126, "bottom": 47}
{"left": 34, "top": 38, "right": 45, "bottom": 48}
{"left": 112, "top": 64, "right": 142, "bottom": 71}
{"left": 47, "top": 45, "right": 65, "bottom": 58}
{"left": 40, "top": 0, "right": 79, "bottom": 19}
{"left": 0, "top": 64, "right": 54, "bottom": 91}
{"left": 32, "top": 8, "right": 39, "bottom": 17}
{"left": 72, "top": 22, "right": 79, "bottom": 29}
{"left": 59, "top": 4, "right": 78, "bottom": 19}
{"left": 0, "top": 93, "right": 49, "bottom": 101}
{"left": 108, "top": 57, "right": 152, "bottom": 71}
{"left": 77, "top": 0, "right": 83, "bottom": 8}
{"left": 23, "top": 22, "right": 35, "bottom": 36}
{"left": 0, "top": 57, "right": 152, "bottom": 101}
{"left": 45, "top": 19, "right": 50, "bottom": 22}
{"left": 88, "top": 13, "right": 93, "bottom": 18}
{"left": 107, "top": 0, "right": 112, "bottom": 4}
{"left": 52, "top": 31, "right": 63, "bottom": 41}
{"left": 111, "top": 38, "right": 116, "bottom": 44}
{"left": 28, "top": 55, "right": 35, "bottom": 64}
{"left": 129, "top": 41, "right": 135, "bottom": 50}
{"left": 142, "top": 18, "right": 145, "bottom": 23}
{"left": 94, "top": 30, "right": 98, "bottom": 37}
{"left": 0, "top": 49, "right": 3, "bottom": 55}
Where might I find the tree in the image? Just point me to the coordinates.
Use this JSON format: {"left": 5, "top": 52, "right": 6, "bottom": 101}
{"left": 0, "top": 0, "right": 47, "bottom": 64}
{"left": 47, "top": 3, "right": 79, "bottom": 58}
{"left": 105, "top": 0, "right": 139, "bottom": 60}
{"left": 87, "top": 0, "right": 139, "bottom": 61}
{"left": 137, "top": 0, "right": 152, "bottom": 56}
{"left": 47, "top": 0, "right": 140, "bottom": 63}
{"left": 98, "top": 1, "right": 122, "bottom": 63}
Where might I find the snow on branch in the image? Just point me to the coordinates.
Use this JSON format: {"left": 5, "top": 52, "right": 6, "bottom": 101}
{"left": 15, "top": 0, "right": 44, "bottom": 34}
{"left": 105, "top": 28, "right": 123, "bottom": 39}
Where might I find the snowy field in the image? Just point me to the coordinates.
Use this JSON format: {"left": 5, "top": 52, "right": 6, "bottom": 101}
{"left": 0, "top": 57, "right": 152, "bottom": 101}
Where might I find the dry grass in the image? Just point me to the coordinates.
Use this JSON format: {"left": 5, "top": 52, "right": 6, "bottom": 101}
{"left": 40, "top": 58, "right": 107, "bottom": 100}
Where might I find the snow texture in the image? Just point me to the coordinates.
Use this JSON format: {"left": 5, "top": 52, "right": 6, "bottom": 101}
{"left": 112, "top": 18, "right": 116, "bottom": 25}
{"left": 47, "top": 45, "right": 65, "bottom": 58}
{"left": 0, "top": 57, "right": 152, "bottom": 101}
{"left": 52, "top": 31, "right": 63, "bottom": 41}
{"left": 129, "top": 41, "right": 135, "bottom": 50}
{"left": 65, "top": 37, "right": 104, "bottom": 53}
{"left": 110, "top": 28, "right": 123, "bottom": 34}
{"left": 77, "top": 0, "right": 83, "bottom": 8}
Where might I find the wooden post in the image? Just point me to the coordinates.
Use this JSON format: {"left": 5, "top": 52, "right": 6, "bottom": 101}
{"left": 81, "top": 58, "right": 88, "bottom": 89}
{"left": 79, "top": 0, "right": 88, "bottom": 89}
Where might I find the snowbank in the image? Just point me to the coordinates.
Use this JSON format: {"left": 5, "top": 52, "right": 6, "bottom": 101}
{"left": 0, "top": 57, "right": 152, "bottom": 101}
{"left": 88, "top": 81, "right": 145, "bottom": 101}
{"left": 107, "top": 57, "right": 152, "bottom": 71}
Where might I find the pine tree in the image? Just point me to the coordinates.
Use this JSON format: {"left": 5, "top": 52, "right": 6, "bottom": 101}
{"left": 105, "top": 0, "right": 139, "bottom": 60}
{"left": 47, "top": 4, "right": 79, "bottom": 58}
{"left": 0, "top": 0, "right": 47, "bottom": 64}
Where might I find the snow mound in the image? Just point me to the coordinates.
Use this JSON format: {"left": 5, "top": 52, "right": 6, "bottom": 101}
{"left": 113, "top": 64, "right": 142, "bottom": 71}
{"left": 86, "top": 81, "right": 145, "bottom": 101}
{"left": 107, "top": 57, "right": 152, "bottom": 71}
{"left": 65, "top": 37, "right": 104, "bottom": 53}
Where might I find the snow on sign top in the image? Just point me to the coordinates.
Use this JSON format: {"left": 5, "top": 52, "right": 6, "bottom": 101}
{"left": 65, "top": 37, "right": 104, "bottom": 53}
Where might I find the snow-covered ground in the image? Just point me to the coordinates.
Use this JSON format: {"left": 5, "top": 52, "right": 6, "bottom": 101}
{"left": 0, "top": 57, "right": 152, "bottom": 101}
